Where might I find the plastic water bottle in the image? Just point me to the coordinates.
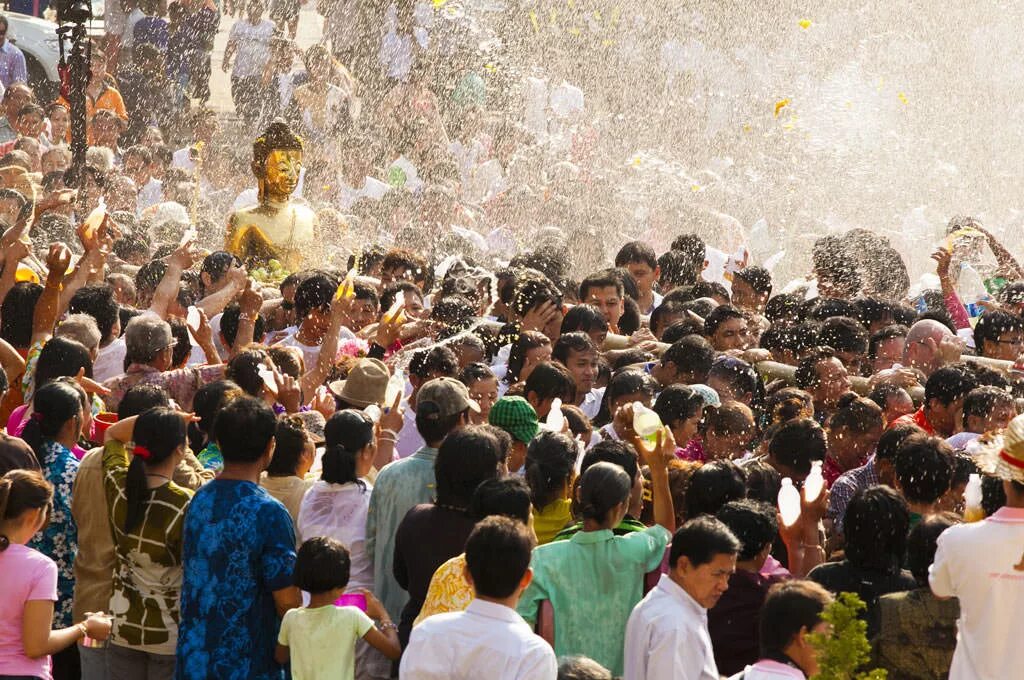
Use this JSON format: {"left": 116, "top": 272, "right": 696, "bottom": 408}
{"left": 543, "top": 398, "right": 564, "bottom": 431}
{"left": 632, "top": 402, "right": 662, "bottom": 443}
{"left": 959, "top": 263, "right": 990, "bottom": 319}
{"left": 803, "top": 460, "right": 824, "bottom": 503}
{"left": 385, "top": 368, "right": 405, "bottom": 407}
{"left": 778, "top": 478, "right": 801, "bottom": 527}
{"left": 963, "top": 473, "right": 984, "bottom": 522}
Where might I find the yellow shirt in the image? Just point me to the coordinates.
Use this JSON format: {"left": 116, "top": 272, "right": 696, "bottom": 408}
{"left": 533, "top": 498, "right": 573, "bottom": 546}
{"left": 414, "top": 553, "right": 473, "bottom": 627}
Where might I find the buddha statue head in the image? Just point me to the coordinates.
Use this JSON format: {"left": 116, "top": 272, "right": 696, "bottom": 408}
{"left": 252, "top": 121, "right": 304, "bottom": 203}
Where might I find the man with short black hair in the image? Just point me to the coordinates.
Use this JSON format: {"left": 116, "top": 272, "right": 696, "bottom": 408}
{"left": 579, "top": 269, "right": 625, "bottom": 334}
{"left": 623, "top": 516, "right": 740, "bottom": 680}
{"left": 615, "top": 241, "right": 662, "bottom": 315}
{"left": 894, "top": 434, "right": 954, "bottom": 521}
{"left": 709, "top": 501, "right": 787, "bottom": 675}
{"left": 817, "top": 316, "right": 869, "bottom": 374}
{"left": 890, "top": 364, "right": 978, "bottom": 437}
{"left": 704, "top": 305, "right": 749, "bottom": 351}
{"left": 651, "top": 335, "right": 715, "bottom": 387}
{"left": 973, "top": 309, "right": 1024, "bottom": 361}
{"left": 794, "top": 347, "right": 851, "bottom": 422}
{"left": 523, "top": 360, "right": 576, "bottom": 420}
{"left": 948, "top": 385, "right": 1016, "bottom": 452}
{"left": 552, "top": 332, "right": 602, "bottom": 417}
{"left": 400, "top": 516, "right": 555, "bottom": 679}
{"left": 731, "top": 266, "right": 772, "bottom": 314}
{"left": 177, "top": 396, "right": 301, "bottom": 679}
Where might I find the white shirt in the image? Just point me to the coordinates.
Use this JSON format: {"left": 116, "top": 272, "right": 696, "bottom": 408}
{"left": 228, "top": 18, "right": 276, "bottom": 78}
{"left": 400, "top": 599, "right": 557, "bottom": 680}
{"left": 272, "top": 326, "right": 355, "bottom": 374}
{"left": 728, "top": 660, "right": 805, "bottom": 680}
{"left": 580, "top": 387, "right": 605, "bottom": 420}
{"left": 623, "top": 574, "right": 718, "bottom": 680}
{"left": 93, "top": 337, "right": 128, "bottom": 382}
{"left": 395, "top": 399, "right": 425, "bottom": 459}
{"left": 929, "top": 505, "right": 1024, "bottom": 680}
{"left": 122, "top": 8, "right": 146, "bottom": 53}
{"left": 296, "top": 481, "right": 373, "bottom": 590}
{"left": 137, "top": 177, "right": 163, "bottom": 215}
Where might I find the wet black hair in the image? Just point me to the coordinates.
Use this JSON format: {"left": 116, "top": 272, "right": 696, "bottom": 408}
{"left": 817, "top": 316, "right": 868, "bottom": 355}
{"left": 33, "top": 337, "right": 92, "bottom": 389}
{"left": 577, "top": 461, "right": 631, "bottom": 523}
{"left": 669, "top": 515, "right": 741, "bottom": 568}
{"left": 653, "top": 385, "right": 704, "bottom": 430}
{"left": 595, "top": 368, "right": 657, "bottom": 426}
{"left": 1, "top": 281, "right": 43, "bottom": 348}
{"left": 559, "top": 304, "right": 608, "bottom": 337}
{"left": 614, "top": 241, "right": 658, "bottom": 270}
{"left": 266, "top": 415, "right": 309, "bottom": 477}
{"left": 21, "top": 380, "right": 85, "bottom": 467}
{"left": 524, "top": 361, "right": 577, "bottom": 405}
{"left": 906, "top": 512, "right": 960, "bottom": 585}
{"left": 464, "top": 516, "right": 535, "bottom": 599}
{"left": 734, "top": 266, "right": 773, "bottom": 296}
{"left": 715, "top": 499, "right": 778, "bottom": 562}
{"left": 117, "top": 384, "right": 171, "bottom": 420}
{"left": 925, "top": 365, "right": 978, "bottom": 407}
{"left": 68, "top": 284, "right": 122, "bottom": 343}
{"left": 843, "top": 485, "right": 909, "bottom": 572}
{"left": 768, "top": 418, "right": 826, "bottom": 476}
{"left": 894, "top": 434, "right": 954, "bottom": 505}
{"left": 524, "top": 430, "right": 576, "bottom": 510}
{"left": 435, "top": 426, "right": 501, "bottom": 509}
{"left": 580, "top": 439, "right": 638, "bottom": 485}
{"left": 684, "top": 460, "right": 746, "bottom": 519}
{"left": 124, "top": 407, "right": 186, "bottom": 532}
{"left": 294, "top": 536, "right": 350, "bottom": 594}
{"left": 220, "top": 302, "right": 266, "bottom": 347}
{"left": 661, "top": 335, "right": 715, "bottom": 382}
{"left": 214, "top": 396, "right": 277, "bottom": 463}
{"left": 469, "top": 476, "right": 532, "bottom": 524}
{"left": 321, "top": 409, "right": 374, "bottom": 487}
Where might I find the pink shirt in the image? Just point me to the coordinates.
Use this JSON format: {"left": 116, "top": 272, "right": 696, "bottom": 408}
{"left": 6, "top": 405, "right": 89, "bottom": 460}
{"left": 0, "top": 544, "right": 58, "bottom": 679}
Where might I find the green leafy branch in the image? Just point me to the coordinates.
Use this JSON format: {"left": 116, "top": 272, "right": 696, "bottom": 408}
{"left": 806, "top": 592, "right": 887, "bottom": 680}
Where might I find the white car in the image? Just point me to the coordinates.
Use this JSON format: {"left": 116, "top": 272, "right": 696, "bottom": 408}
{"left": 6, "top": 9, "right": 106, "bottom": 100}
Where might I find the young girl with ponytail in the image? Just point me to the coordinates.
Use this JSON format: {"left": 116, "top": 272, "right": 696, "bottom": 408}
{"left": 0, "top": 469, "right": 111, "bottom": 678}
{"left": 101, "top": 406, "right": 194, "bottom": 679}
{"left": 20, "top": 379, "right": 90, "bottom": 678}
{"left": 517, "top": 419, "right": 679, "bottom": 676}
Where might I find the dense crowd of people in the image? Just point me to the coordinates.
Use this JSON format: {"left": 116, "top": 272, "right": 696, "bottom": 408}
{"left": 0, "top": 2, "right": 1023, "bottom": 680}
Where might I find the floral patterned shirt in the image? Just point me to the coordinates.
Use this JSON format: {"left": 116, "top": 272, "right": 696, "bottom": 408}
{"left": 176, "top": 480, "right": 296, "bottom": 680}
{"left": 26, "top": 440, "right": 79, "bottom": 627}
{"left": 103, "top": 363, "right": 225, "bottom": 413}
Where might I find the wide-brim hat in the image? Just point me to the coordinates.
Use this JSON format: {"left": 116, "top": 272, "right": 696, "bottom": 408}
{"left": 975, "top": 414, "right": 1024, "bottom": 485}
{"left": 328, "top": 358, "right": 389, "bottom": 408}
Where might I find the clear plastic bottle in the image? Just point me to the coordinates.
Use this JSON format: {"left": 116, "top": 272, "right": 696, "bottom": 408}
{"left": 385, "top": 368, "right": 405, "bottom": 407}
{"left": 803, "top": 460, "right": 824, "bottom": 503}
{"left": 959, "top": 262, "right": 990, "bottom": 318}
{"left": 778, "top": 478, "right": 801, "bottom": 527}
{"left": 963, "top": 473, "right": 984, "bottom": 522}
{"left": 632, "top": 401, "right": 662, "bottom": 443}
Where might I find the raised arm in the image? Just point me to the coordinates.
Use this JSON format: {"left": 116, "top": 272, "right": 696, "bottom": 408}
{"left": 631, "top": 424, "right": 677, "bottom": 534}
{"left": 31, "top": 243, "right": 73, "bottom": 347}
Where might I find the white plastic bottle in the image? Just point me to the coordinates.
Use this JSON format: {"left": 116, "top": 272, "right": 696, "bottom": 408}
{"left": 803, "top": 460, "right": 825, "bottom": 503}
{"left": 778, "top": 478, "right": 801, "bottom": 527}
{"left": 544, "top": 398, "right": 564, "bottom": 431}
{"left": 963, "top": 473, "right": 984, "bottom": 522}
{"left": 959, "top": 262, "right": 990, "bottom": 318}
{"left": 632, "top": 402, "right": 662, "bottom": 443}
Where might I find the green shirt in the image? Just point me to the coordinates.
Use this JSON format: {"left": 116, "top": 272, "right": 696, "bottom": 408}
{"left": 517, "top": 524, "right": 670, "bottom": 675}
{"left": 550, "top": 516, "right": 648, "bottom": 542}
{"left": 103, "top": 441, "right": 193, "bottom": 654}
{"left": 365, "top": 446, "right": 438, "bottom": 622}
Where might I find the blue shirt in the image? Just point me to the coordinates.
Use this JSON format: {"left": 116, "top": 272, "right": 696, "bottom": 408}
{"left": 26, "top": 440, "right": 78, "bottom": 628}
{"left": 365, "top": 445, "right": 438, "bottom": 622}
{"left": 0, "top": 41, "right": 27, "bottom": 88}
{"left": 176, "top": 480, "right": 296, "bottom": 680}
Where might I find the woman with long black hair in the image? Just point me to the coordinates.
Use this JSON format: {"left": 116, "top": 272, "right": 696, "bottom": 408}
{"left": 21, "top": 379, "right": 91, "bottom": 678}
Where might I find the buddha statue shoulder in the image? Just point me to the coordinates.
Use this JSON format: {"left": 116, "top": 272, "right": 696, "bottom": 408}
{"left": 226, "top": 121, "right": 320, "bottom": 272}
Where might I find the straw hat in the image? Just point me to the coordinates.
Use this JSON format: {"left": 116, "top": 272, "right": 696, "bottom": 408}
{"left": 975, "top": 414, "right": 1024, "bottom": 484}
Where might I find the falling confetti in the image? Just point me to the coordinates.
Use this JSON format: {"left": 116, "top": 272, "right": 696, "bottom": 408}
{"left": 799, "top": 19, "right": 812, "bottom": 29}
{"left": 897, "top": 92, "right": 909, "bottom": 105}
{"left": 529, "top": 10, "right": 539, "bottom": 33}
{"left": 774, "top": 99, "right": 790, "bottom": 117}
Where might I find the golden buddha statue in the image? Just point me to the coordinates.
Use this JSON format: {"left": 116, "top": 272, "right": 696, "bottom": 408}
{"left": 225, "top": 121, "right": 320, "bottom": 272}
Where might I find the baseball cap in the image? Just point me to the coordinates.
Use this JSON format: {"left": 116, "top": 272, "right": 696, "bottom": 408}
{"left": 488, "top": 396, "right": 540, "bottom": 444}
{"left": 417, "top": 377, "right": 480, "bottom": 418}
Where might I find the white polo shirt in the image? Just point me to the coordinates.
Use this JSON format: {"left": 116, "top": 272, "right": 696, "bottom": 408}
{"left": 929, "top": 505, "right": 1024, "bottom": 680}
{"left": 728, "top": 660, "right": 805, "bottom": 679}
{"left": 623, "top": 573, "right": 718, "bottom": 680}
{"left": 400, "top": 598, "right": 557, "bottom": 680}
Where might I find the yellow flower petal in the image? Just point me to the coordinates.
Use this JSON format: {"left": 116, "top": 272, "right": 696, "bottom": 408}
{"left": 774, "top": 99, "right": 790, "bottom": 117}
{"left": 799, "top": 19, "right": 812, "bottom": 29}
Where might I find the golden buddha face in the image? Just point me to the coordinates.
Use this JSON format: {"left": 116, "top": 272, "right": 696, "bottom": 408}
{"left": 261, "top": 149, "right": 302, "bottom": 200}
